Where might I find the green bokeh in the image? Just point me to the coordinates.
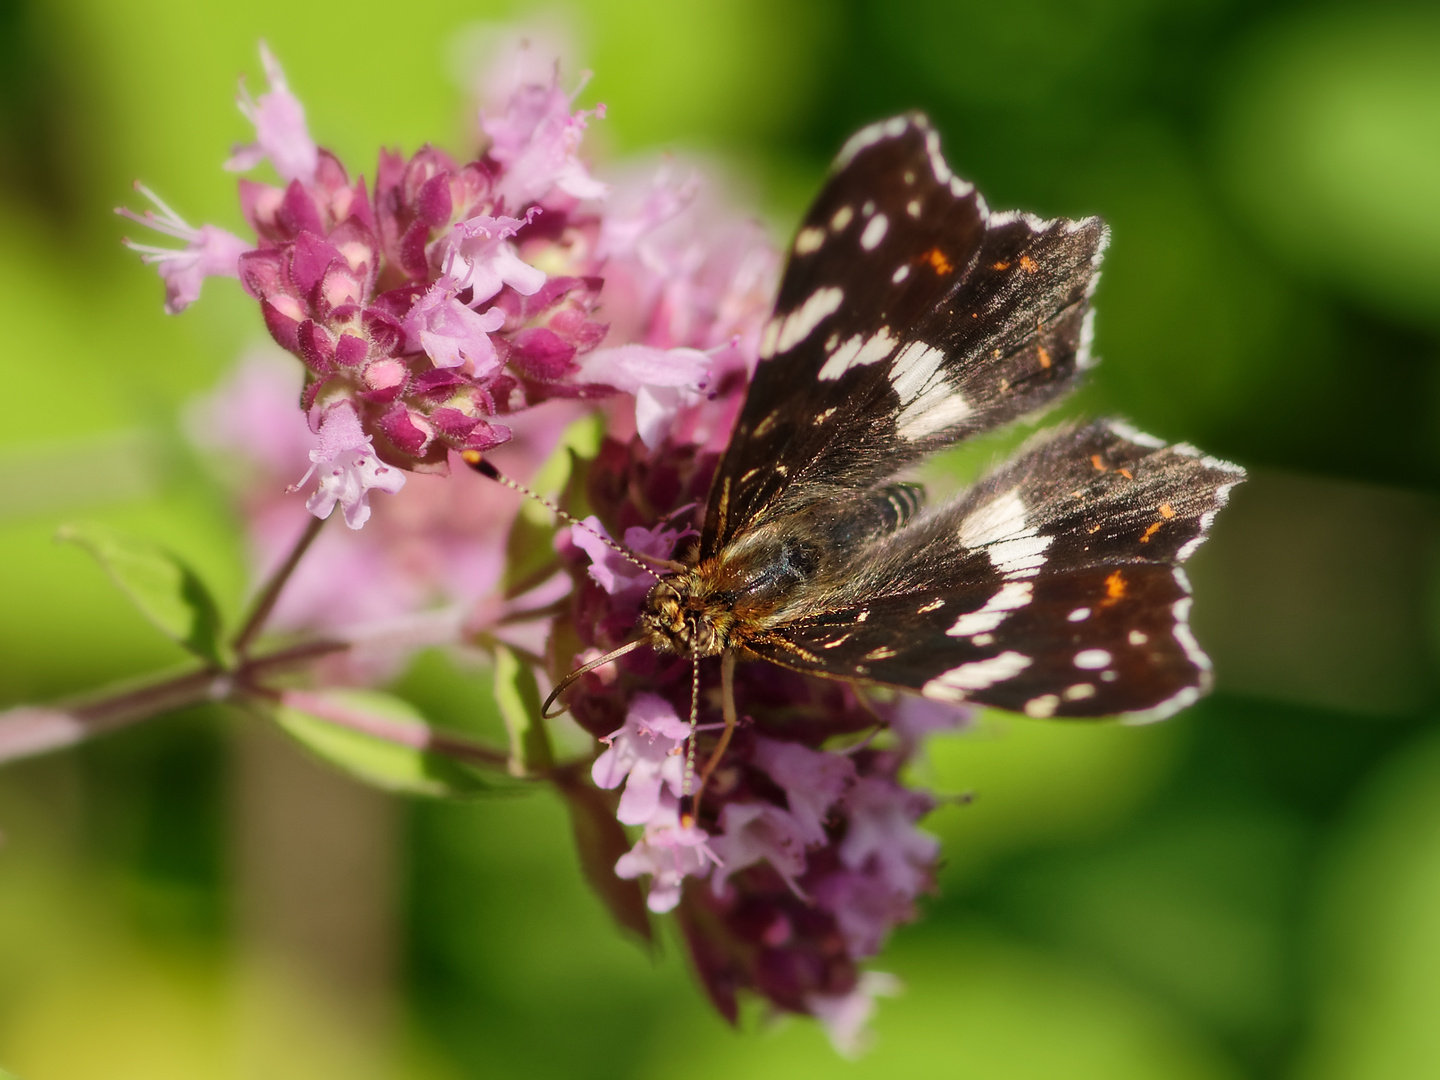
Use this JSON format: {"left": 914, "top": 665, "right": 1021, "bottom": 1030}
{"left": 3, "top": 1, "right": 1439, "bottom": 1077}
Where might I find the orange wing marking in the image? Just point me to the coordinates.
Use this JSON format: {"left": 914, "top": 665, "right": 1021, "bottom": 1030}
{"left": 924, "top": 247, "right": 954, "bottom": 275}
{"left": 1100, "top": 570, "right": 1127, "bottom": 607}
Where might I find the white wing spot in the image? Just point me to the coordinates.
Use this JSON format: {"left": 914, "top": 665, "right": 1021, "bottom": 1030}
{"left": 862, "top": 199, "right": 876, "bottom": 216}
{"left": 758, "top": 316, "right": 780, "bottom": 359}
{"left": 1068, "top": 607, "right": 1091, "bottom": 622}
{"left": 794, "top": 226, "right": 826, "bottom": 255}
{"left": 917, "top": 598, "right": 945, "bottom": 614}
{"left": 1024, "top": 694, "right": 1059, "bottom": 718}
{"left": 924, "top": 130, "right": 953, "bottom": 184}
{"left": 892, "top": 264, "right": 911, "bottom": 284}
{"left": 1077, "top": 308, "right": 1099, "bottom": 370}
{"left": 890, "top": 340, "right": 971, "bottom": 440}
{"left": 973, "top": 633, "right": 995, "bottom": 646}
{"left": 1064, "top": 683, "right": 1096, "bottom": 701}
{"left": 898, "top": 385, "right": 972, "bottom": 441}
{"left": 1074, "top": 649, "right": 1112, "bottom": 670}
{"left": 864, "top": 646, "right": 897, "bottom": 660}
{"left": 818, "top": 326, "right": 897, "bottom": 380}
{"left": 831, "top": 205, "right": 854, "bottom": 231}
{"left": 903, "top": 170, "right": 916, "bottom": 185}
{"left": 813, "top": 406, "right": 837, "bottom": 425}
{"left": 860, "top": 214, "right": 889, "bottom": 250}
{"left": 923, "top": 651, "right": 1033, "bottom": 701}
{"left": 775, "top": 287, "right": 844, "bottom": 353}
{"left": 946, "top": 581, "right": 1032, "bottom": 637}
{"left": 907, "top": 198, "right": 922, "bottom": 218}
{"left": 890, "top": 341, "right": 947, "bottom": 402}
{"left": 958, "top": 491, "right": 1051, "bottom": 578}
{"left": 1129, "top": 630, "right": 1148, "bottom": 646}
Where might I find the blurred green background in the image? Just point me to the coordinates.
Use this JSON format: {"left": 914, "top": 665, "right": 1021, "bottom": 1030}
{"left": 2, "top": 0, "right": 1439, "bottom": 1076}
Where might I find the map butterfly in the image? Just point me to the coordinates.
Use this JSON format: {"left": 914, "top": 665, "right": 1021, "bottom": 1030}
{"left": 525, "top": 113, "right": 1242, "bottom": 783}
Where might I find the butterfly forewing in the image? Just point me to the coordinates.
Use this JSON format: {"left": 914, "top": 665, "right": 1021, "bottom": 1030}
{"left": 700, "top": 114, "right": 1109, "bottom": 559}
{"left": 738, "top": 422, "right": 1244, "bottom": 720}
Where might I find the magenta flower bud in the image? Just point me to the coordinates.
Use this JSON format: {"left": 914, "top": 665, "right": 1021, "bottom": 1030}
{"left": 363, "top": 357, "right": 407, "bottom": 392}
{"left": 378, "top": 405, "right": 435, "bottom": 457}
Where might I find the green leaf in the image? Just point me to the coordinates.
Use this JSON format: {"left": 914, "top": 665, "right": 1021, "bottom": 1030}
{"left": 493, "top": 644, "right": 553, "bottom": 775}
{"left": 555, "top": 768, "right": 653, "bottom": 945}
{"left": 57, "top": 522, "right": 230, "bottom": 667}
{"left": 272, "top": 689, "right": 497, "bottom": 798}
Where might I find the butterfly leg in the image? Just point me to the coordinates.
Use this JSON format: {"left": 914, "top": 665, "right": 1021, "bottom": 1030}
{"left": 691, "top": 650, "right": 739, "bottom": 820}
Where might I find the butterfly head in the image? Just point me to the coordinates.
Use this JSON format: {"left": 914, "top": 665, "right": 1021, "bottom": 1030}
{"left": 639, "top": 572, "right": 731, "bottom": 659}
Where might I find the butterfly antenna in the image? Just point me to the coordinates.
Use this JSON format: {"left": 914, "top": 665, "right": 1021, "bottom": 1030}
{"left": 540, "top": 636, "right": 647, "bottom": 718}
{"left": 461, "top": 450, "right": 664, "bottom": 582}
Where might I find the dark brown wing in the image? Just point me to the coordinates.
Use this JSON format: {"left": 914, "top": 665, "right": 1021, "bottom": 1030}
{"left": 740, "top": 422, "right": 1245, "bottom": 721}
{"left": 700, "top": 114, "right": 1108, "bottom": 559}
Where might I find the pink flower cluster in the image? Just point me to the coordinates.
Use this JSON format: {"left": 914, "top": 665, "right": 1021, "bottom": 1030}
{"left": 559, "top": 437, "right": 969, "bottom": 1052}
{"left": 124, "top": 44, "right": 769, "bottom": 529}
{"left": 128, "top": 37, "right": 970, "bottom": 1053}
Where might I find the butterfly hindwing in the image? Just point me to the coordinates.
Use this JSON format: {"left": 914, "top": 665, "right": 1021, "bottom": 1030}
{"left": 739, "top": 421, "right": 1244, "bottom": 721}
{"left": 701, "top": 115, "right": 1109, "bottom": 559}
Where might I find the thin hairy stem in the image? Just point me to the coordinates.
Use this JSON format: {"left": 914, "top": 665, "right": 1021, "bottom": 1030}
{"left": 233, "top": 513, "right": 327, "bottom": 656}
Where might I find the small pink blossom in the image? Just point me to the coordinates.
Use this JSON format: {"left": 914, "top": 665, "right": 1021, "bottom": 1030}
{"left": 813, "top": 870, "right": 921, "bottom": 957}
{"left": 437, "top": 212, "right": 547, "bottom": 304}
{"left": 573, "top": 344, "right": 713, "bottom": 447}
{"left": 117, "top": 185, "right": 249, "bottom": 314}
{"left": 299, "top": 403, "right": 406, "bottom": 529}
{"left": 752, "top": 737, "right": 856, "bottom": 845}
{"left": 460, "top": 19, "right": 580, "bottom": 118}
{"left": 591, "top": 692, "right": 690, "bottom": 826}
{"left": 615, "top": 800, "right": 718, "bottom": 913}
{"left": 806, "top": 972, "right": 902, "bottom": 1057}
{"left": 710, "top": 802, "right": 810, "bottom": 895}
{"left": 227, "top": 43, "right": 319, "bottom": 183}
{"left": 482, "top": 76, "right": 608, "bottom": 208}
{"left": 570, "top": 517, "right": 685, "bottom": 598}
{"left": 838, "top": 776, "right": 940, "bottom": 897}
{"left": 883, "top": 695, "right": 972, "bottom": 751}
{"left": 403, "top": 280, "right": 506, "bottom": 371}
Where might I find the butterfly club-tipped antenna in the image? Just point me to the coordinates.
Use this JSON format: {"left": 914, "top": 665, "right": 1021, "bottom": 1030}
{"left": 461, "top": 450, "right": 687, "bottom": 577}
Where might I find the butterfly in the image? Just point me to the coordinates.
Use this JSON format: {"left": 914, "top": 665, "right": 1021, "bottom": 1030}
{"left": 480, "top": 113, "right": 1242, "bottom": 795}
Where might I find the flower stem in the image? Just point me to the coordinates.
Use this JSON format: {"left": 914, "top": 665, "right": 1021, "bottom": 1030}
{"left": 233, "top": 513, "right": 327, "bottom": 657}
{"left": 277, "top": 688, "right": 512, "bottom": 770}
{"left": 0, "top": 667, "right": 228, "bottom": 764}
